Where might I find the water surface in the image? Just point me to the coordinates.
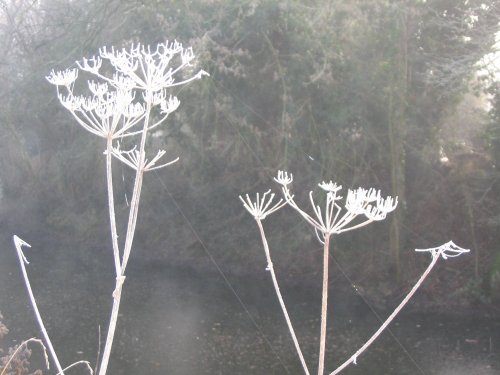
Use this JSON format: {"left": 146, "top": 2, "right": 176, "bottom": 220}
{"left": 1, "top": 240, "right": 498, "bottom": 375}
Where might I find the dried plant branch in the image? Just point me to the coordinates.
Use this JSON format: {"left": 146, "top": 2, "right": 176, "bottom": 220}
{"left": 243, "top": 173, "right": 470, "bottom": 375}
{"left": 258, "top": 219, "right": 311, "bottom": 375}
{"left": 330, "top": 242, "right": 469, "bottom": 375}
{"left": 57, "top": 360, "right": 94, "bottom": 375}
{"left": 317, "top": 234, "right": 330, "bottom": 375}
{"left": 12, "top": 236, "right": 64, "bottom": 374}
{"left": 105, "top": 137, "right": 121, "bottom": 276}
{"left": 240, "top": 191, "right": 310, "bottom": 375}
{"left": 0, "top": 337, "right": 49, "bottom": 375}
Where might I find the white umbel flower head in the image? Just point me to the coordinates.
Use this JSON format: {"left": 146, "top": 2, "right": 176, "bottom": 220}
{"left": 318, "top": 181, "right": 342, "bottom": 193}
{"left": 239, "top": 190, "right": 286, "bottom": 220}
{"left": 346, "top": 188, "right": 378, "bottom": 214}
{"left": 274, "top": 170, "right": 293, "bottom": 186}
{"left": 274, "top": 171, "right": 398, "bottom": 243}
{"left": 47, "top": 41, "right": 208, "bottom": 142}
{"left": 46, "top": 69, "right": 78, "bottom": 87}
{"left": 160, "top": 95, "right": 181, "bottom": 114}
{"left": 88, "top": 81, "right": 109, "bottom": 97}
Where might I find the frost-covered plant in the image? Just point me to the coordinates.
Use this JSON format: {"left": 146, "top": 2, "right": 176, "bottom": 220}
{"left": 239, "top": 191, "right": 311, "bottom": 374}
{"left": 240, "top": 171, "right": 469, "bottom": 375}
{"left": 14, "top": 41, "right": 207, "bottom": 375}
{"left": 275, "top": 170, "right": 397, "bottom": 375}
{"left": 330, "top": 241, "right": 469, "bottom": 375}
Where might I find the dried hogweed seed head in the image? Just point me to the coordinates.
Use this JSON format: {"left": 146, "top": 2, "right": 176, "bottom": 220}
{"left": 160, "top": 95, "right": 181, "bottom": 114}
{"left": 239, "top": 190, "right": 286, "bottom": 220}
{"left": 47, "top": 41, "right": 208, "bottom": 141}
{"left": 274, "top": 172, "right": 399, "bottom": 240}
{"left": 77, "top": 56, "right": 102, "bottom": 74}
{"left": 415, "top": 241, "right": 470, "bottom": 260}
{"left": 345, "top": 188, "right": 372, "bottom": 215}
{"left": 363, "top": 195, "right": 398, "bottom": 221}
{"left": 88, "top": 81, "right": 109, "bottom": 97}
{"left": 58, "top": 94, "right": 83, "bottom": 111}
{"left": 46, "top": 69, "right": 78, "bottom": 87}
{"left": 274, "top": 170, "right": 293, "bottom": 186}
{"left": 318, "top": 181, "right": 342, "bottom": 193}
{"left": 378, "top": 195, "right": 398, "bottom": 212}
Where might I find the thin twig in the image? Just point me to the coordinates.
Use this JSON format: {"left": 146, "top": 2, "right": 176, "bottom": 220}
{"left": 256, "top": 219, "right": 311, "bottom": 375}
{"left": 12, "top": 236, "right": 65, "bottom": 375}
{"left": 106, "top": 137, "right": 121, "bottom": 276}
{"left": 57, "top": 360, "right": 94, "bottom": 375}
{"left": 317, "top": 234, "right": 331, "bottom": 375}
{"left": 94, "top": 325, "right": 101, "bottom": 375}
{"left": 0, "top": 338, "right": 49, "bottom": 375}
{"left": 329, "top": 254, "right": 439, "bottom": 375}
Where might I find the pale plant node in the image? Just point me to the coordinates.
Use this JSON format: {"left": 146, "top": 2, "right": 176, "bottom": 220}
{"left": 318, "top": 181, "right": 342, "bottom": 193}
{"left": 46, "top": 68, "right": 78, "bottom": 87}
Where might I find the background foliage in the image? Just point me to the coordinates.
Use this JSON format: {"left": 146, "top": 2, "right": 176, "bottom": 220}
{"left": 0, "top": 0, "right": 499, "bottom": 309}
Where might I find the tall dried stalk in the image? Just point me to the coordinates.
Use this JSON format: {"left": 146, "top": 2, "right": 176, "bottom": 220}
{"left": 241, "top": 172, "right": 469, "bottom": 375}
{"left": 44, "top": 41, "right": 207, "bottom": 375}
{"left": 274, "top": 171, "right": 397, "bottom": 375}
{"left": 317, "top": 234, "right": 330, "bottom": 375}
{"left": 330, "top": 241, "right": 469, "bottom": 375}
{"left": 241, "top": 172, "right": 398, "bottom": 375}
{"left": 240, "top": 191, "right": 310, "bottom": 375}
{"left": 12, "top": 236, "right": 63, "bottom": 374}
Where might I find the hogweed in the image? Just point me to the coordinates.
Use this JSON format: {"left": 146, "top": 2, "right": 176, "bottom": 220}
{"left": 15, "top": 41, "right": 210, "bottom": 375}
{"left": 274, "top": 170, "right": 398, "bottom": 242}
{"left": 46, "top": 41, "right": 208, "bottom": 141}
{"left": 275, "top": 171, "right": 397, "bottom": 375}
{"left": 242, "top": 172, "right": 469, "bottom": 375}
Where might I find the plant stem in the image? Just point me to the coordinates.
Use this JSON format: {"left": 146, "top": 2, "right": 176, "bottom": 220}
{"left": 12, "top": 236, "right": 65, "bottom": 375}
{"left": 0, "top": 338, "right": 48, "bottom": 375}
{"left": 106, "top": 136, "right": 121, "bottom": 276}
{"left": 256, "top": 220, "right": 311, "bottom": 375}
{"left": 329, "top": 254, "right": 439, "bottom": 375}
{"left": 97, "top": 275, "right": 124, "bottom": 375}
{"left": 318, "top": 234, "right": 331, "bottom": 375}
{"left": 120, "top": 99, "right": 152, "bottom": 273}
{"left": 98, "top": 100, "right": 152, "bottom": 375}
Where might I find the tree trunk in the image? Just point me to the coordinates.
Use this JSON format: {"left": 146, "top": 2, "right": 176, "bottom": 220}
{"left": 388, "top": 7, "right": 408, "bottom": 280}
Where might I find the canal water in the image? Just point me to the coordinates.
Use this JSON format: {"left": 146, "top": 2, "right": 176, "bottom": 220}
{"left": 1, "top": 237, "right": 499, "bottom": 375}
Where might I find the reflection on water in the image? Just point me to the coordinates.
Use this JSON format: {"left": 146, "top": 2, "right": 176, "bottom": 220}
{"left": 1, "top": 243, "right": 499, "bottom": 375}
